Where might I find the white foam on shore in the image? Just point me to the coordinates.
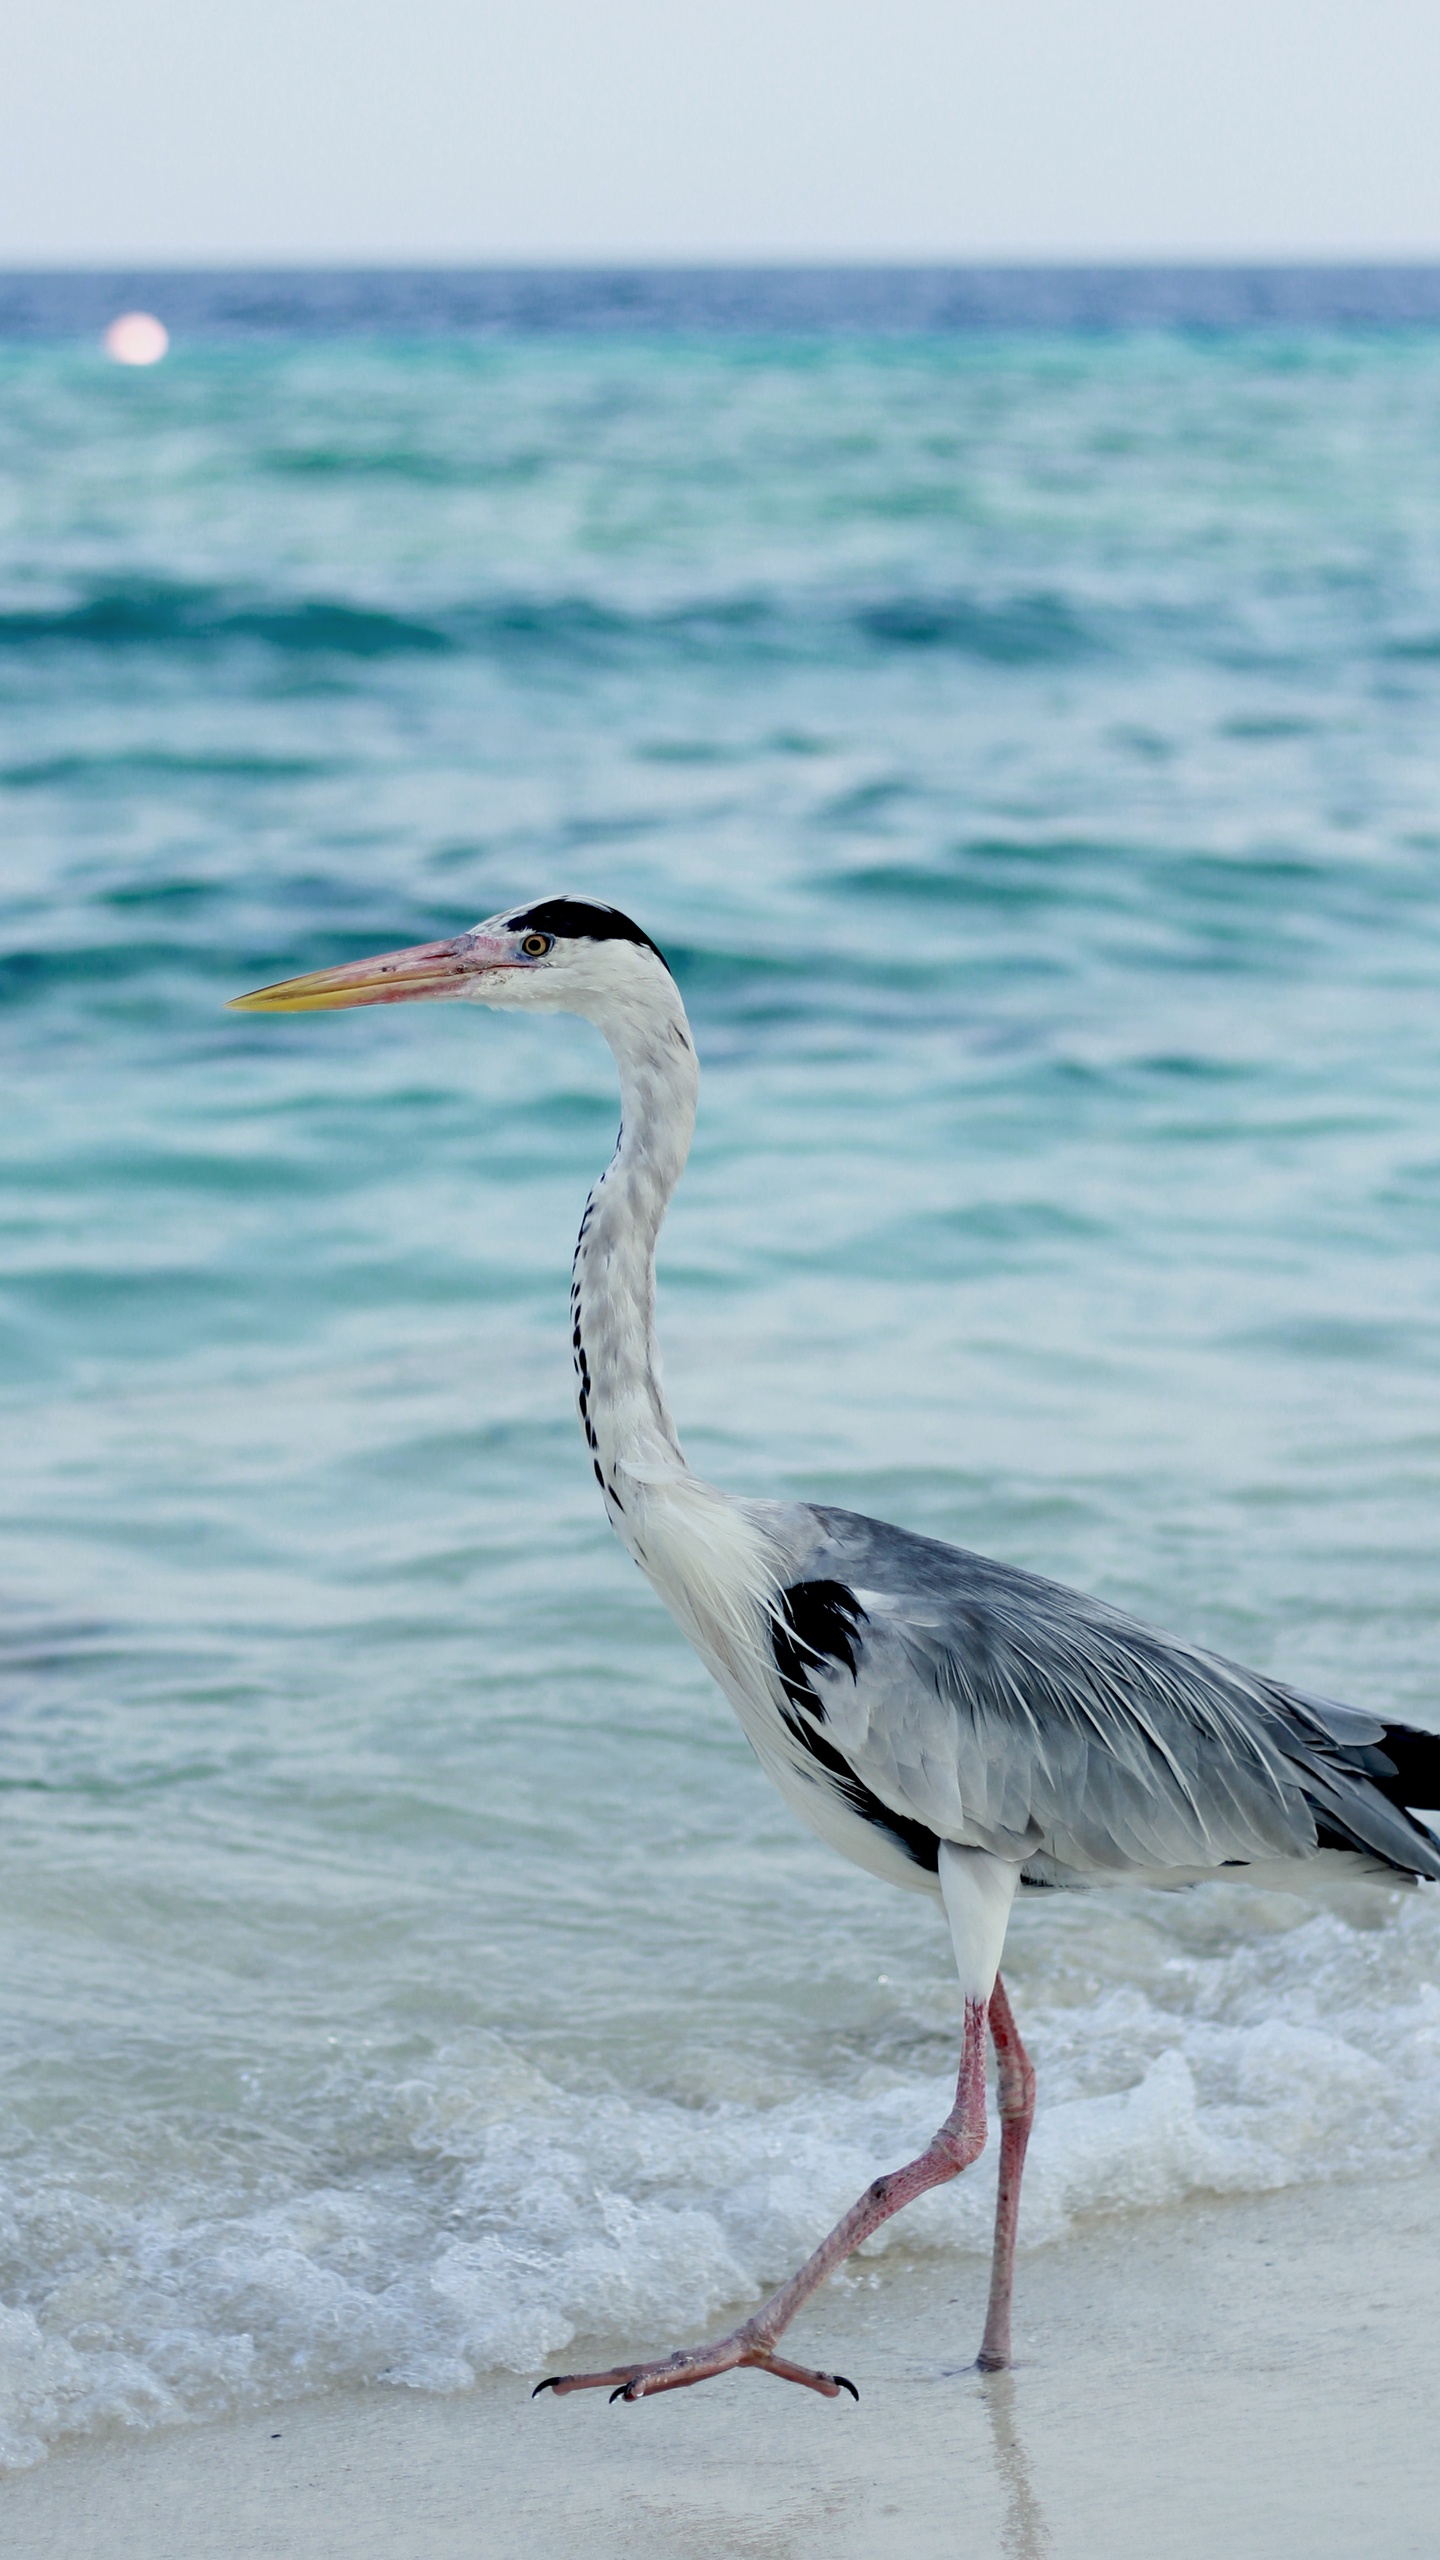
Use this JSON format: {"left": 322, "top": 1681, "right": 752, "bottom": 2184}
{"left": 3, "top": 1889, "right": 1439, "bottom": 2468}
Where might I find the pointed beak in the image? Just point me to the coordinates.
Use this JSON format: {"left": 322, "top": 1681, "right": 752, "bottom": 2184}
{"left": 229, "top": 934, "right": 516, "bottom": 1014}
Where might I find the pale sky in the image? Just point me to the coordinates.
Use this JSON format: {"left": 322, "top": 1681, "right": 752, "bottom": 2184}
{"left": 3, "top": 0, "right": 1439, "bottom": 264}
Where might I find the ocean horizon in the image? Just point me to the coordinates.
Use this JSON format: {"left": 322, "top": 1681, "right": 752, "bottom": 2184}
{"left": 6, "top": 262, "right": 1440, "bottom": 342}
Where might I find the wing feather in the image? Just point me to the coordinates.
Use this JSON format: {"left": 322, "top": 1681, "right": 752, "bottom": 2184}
{"left": 769, "top": 1503, "right": 1440, "bottom": 1884}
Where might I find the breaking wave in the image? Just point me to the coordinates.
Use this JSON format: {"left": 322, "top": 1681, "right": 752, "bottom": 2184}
{"left": 4, "top": 1891, "right": 1437, "bottom": 2469}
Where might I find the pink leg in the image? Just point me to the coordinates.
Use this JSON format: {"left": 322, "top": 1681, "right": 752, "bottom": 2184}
{"left": 977, "top": 1972, "right": 1036, "bottom": 2372}
{"left": 536, "top": 1993, "right": 993, "bottom": 2404}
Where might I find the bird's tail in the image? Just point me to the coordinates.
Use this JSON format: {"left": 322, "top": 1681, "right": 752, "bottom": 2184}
{"left": 1311, "top": 1715, "right": 1440, "bottom": 1878}
{"left": 1373, "top": 1720, "right": 1440, "bottom": 1850}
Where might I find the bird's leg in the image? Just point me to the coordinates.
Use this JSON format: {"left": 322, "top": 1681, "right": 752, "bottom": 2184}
{"left": 535, "top": 1993, "right": 992, "bottom": 2405}
{"left": 976, "top": 1971, "right": 1036, "bottom": 2373}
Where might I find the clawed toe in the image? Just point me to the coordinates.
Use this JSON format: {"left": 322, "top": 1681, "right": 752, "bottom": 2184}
{"left": 532, "top": 2364, "right": 654, "bottom": 2399}
{"left": 533, "top": 2342, "right": 858, "bottom": 2404}
{"left": 754, "top": 2351, "right": 859, "bottom": 2401}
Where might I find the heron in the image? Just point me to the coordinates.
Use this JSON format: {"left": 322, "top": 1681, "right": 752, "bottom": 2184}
{"left": 233, "top": 896, "right": 1440, "bottom": 2404}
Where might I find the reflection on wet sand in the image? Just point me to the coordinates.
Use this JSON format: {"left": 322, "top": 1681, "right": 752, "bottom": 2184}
{"left": 981, "top": 2371, "right": 1051, "bottom": 2560}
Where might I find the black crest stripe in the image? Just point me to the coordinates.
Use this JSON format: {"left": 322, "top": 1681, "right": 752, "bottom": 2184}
{"left": 508, "top": 899, "right": 671, "bottom": 973}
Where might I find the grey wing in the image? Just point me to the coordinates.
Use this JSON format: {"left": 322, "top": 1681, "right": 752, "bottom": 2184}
{"left": 768, "top": 1502, "right": 1440, "bottom": 1885}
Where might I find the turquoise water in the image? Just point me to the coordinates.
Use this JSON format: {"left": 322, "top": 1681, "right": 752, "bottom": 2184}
{"left": 6, "top": 312, "right": 1440, "bottom": 2462}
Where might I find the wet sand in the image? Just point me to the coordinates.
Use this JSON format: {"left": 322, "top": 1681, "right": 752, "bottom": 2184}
{"left": 6, "top": 2166, "right": 1438, "bottom": 2560}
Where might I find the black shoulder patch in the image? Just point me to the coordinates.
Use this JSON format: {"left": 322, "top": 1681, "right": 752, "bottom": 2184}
{"left": 508, "top": 898, "right": 670, "bottom": 973}
{"left": 771, "top": 1580, "right": 940, "bottom": 1874}
{"left": 773, "top": 1581, "right": 865, "bottom": 1718}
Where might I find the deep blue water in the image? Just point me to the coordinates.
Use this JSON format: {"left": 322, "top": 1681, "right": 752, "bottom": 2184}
{"left": 4, "top": 273, "right": 1440, "bottom": 2464}
{"left": 8, "top": 263, "right": 1440, "bottom": 341}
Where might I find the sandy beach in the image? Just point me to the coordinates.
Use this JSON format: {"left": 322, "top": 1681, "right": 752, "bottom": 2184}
{"left": 7, "top": 2166, "right": 1438, "bottom": 2560}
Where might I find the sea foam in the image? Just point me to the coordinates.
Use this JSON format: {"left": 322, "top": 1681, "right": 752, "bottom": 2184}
{"left": 3, "top": 1890, "right": 1437, "bottom": 2468}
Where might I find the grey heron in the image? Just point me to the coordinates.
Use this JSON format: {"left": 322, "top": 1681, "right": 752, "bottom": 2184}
{"left": 233, "top": 897, "right": 1440, "bottom": 2403}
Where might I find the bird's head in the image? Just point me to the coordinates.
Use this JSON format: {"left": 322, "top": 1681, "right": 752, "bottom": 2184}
{"left": 230, "top": 897, "right": 677, "bottom": 1032}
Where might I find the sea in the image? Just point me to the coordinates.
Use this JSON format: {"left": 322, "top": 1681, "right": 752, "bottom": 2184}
{"left": 5, "top": 266, "right": 1440, "bottom": 2468}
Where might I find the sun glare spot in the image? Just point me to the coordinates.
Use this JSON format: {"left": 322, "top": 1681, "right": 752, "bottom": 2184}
{"left": 104, "top": 312, "right": 170, "bottom": 366}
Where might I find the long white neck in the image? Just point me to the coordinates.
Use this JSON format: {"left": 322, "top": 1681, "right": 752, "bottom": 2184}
{"left": 567, "top": 965, "right": 782, "bottom": 1689}
{"left": 569, "top": 977, "right": 698, "bottom": 1547}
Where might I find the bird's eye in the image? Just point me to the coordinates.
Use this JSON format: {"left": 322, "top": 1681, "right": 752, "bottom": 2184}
{"left": 521, "top": 933, "right": 553, "bottom": 958}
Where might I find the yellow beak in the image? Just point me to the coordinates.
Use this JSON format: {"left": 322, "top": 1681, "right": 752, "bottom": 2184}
{"left": 229, "top": 935, "right": 514, "bottom": 1014}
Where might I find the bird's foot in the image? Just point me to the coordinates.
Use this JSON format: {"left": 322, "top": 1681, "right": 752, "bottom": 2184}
{"left": 534, "top": 2325, "right": 858, "bottom": 2404}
